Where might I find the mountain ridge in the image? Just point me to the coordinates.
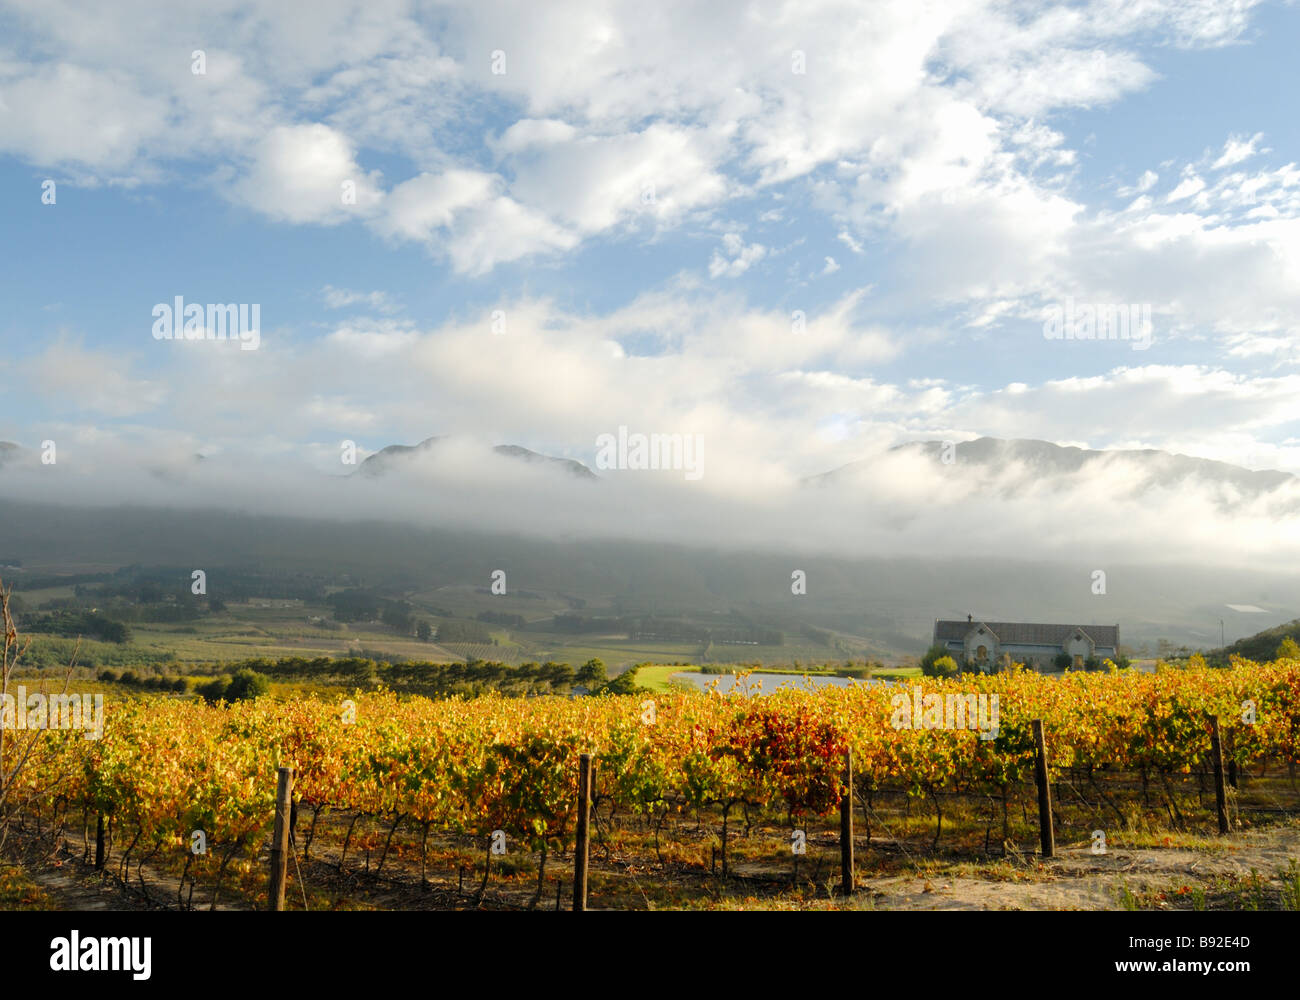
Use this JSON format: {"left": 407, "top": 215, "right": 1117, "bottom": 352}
{"left": 805, "top": 436, "right": 1293, "bottom": 496}
{"left": 355, "top": 435, "right": 598, "bottom": 480}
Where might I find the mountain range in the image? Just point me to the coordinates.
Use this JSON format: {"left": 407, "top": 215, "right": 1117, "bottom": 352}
{"left": 811, "top": 437, "right": 1294, "bottom": 496}
{"left": 348, "top": 434, "right": 1294, "bottom": 498}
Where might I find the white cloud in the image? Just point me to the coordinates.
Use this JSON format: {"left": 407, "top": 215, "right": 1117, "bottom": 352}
{"left": 1166, "top": 171, "right": 1207, "bottom": 203}
{"left": 231, "top": 123, "right": 383, "bottom": 224}
{"left": 0, "top": 0, "right": 1261, "bottom": 275}
{"left": 837, "top": 230, "right": 865, "bottom": 254}
{"left": 322, "top": 286, "right": 398, "bottom": 312}
{"left": 0, "top": 63, "right": 171, "bottom": 174}
{"left": 490, "top": 118, "right": 578, "bottom": 155}
{"left": 19, "top": 339, "right": 168, "bottom": 417}
{"left": 373, "top": 170, "right": 497, "bottom": 242}
{"left": 708, "top": 233, "right": 767, "bottom": 279}
{"left": 1212, "top": 132, "right": 1268, "bottom": 170}
{"left": 505, "top": 124, "right": 729, "bottom": 234}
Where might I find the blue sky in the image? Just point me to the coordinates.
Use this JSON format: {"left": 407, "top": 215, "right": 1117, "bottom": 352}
{"left": 1, "top": 0, "right": 1299, "bottom": 494}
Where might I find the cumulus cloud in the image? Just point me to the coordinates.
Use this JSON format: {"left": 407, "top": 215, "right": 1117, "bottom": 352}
{"left": 230, "top": 123, "right": 383, "bottom": 224}
{"left": 0, "top": 0, "right": 1263, "bottom": 273}
{"left": 2, "top": 0, "right": 1298, "bottom": 578}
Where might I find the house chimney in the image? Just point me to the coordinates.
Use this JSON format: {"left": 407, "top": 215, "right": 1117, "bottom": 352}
{"left": 967, "top": 613, "right": 972, "bottom": 622}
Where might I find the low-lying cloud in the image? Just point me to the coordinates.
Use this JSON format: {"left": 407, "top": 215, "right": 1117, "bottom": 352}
{"left": 3, "top": 432, "right": 1298, "bottom": 572}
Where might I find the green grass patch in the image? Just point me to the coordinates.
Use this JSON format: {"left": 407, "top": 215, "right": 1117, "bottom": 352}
{"left": 0, "top": 865, "right": 56, "bottom": 910}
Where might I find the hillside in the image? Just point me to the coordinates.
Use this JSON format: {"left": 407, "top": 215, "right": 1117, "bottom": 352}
{"left": 1218, "top": 619, "right": 1300, "bottom": 663}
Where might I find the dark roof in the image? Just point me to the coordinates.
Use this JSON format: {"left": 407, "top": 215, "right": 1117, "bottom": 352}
{"left": 934, "top": 620, "right": 1119, "bottom": 647}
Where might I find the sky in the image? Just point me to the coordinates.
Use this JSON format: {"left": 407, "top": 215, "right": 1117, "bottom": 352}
{"left": 1, "top": 0, "right": 1299, "bottom": 563}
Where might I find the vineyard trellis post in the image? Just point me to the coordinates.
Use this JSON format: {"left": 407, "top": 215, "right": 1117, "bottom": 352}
{"left": 839, "top": 748, "right": 854, "bottom": 894}
{"left": 1208, "top": 715, "right": 1230, "bottom": 834}
{"left": 1031, "top": 719, "right": 1054, "bottom": 858}
{"left": 268, "top": 766, "right": 295, "bottom": 911}
{"left": 574, "top": 753, "right": 594, "bottom": 912}
{"left": 94, "top": 813, "right": 106, "bottom": 870}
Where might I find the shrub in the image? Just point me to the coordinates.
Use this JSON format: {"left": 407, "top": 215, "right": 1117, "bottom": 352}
{"left": 224, "top": 668, "right": 270, "bottom": 702}
{"left": 600, "top": 666, "right": 645, "bottom": 695}
{"left": 920, "top": 644, "right": 953, "bottom": 677}
{"left": 196, "top": 678, "right": 231, "bottom": 703}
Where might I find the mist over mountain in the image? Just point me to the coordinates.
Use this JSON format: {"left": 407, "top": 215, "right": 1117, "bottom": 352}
{"left": 357, "top": 435, "right": 597, "bottom": 481}
{"left": 1, "top": 434, "right": 1298, "bottom": 656}
{"left": 0, "top": 494, "right": 1293, "bottom": 655}
{"left": 2, "top": 434, "right": 1298, "bottom": 572}
{"left": 811, "top": 436, "right": 1295, "bottom": 502}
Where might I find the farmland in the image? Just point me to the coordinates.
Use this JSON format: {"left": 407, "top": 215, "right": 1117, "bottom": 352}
{"left": 5, "top": 656, "right": 1299, "bottom": 911}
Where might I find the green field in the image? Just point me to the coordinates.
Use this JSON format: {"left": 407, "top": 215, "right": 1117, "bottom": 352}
{"left": 9, "top": 572, "right": 907, "bottom": 678}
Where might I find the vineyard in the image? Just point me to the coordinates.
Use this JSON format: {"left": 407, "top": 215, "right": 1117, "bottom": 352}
{"left": 6, "top": 658, "right": 1300, "bottom": 910}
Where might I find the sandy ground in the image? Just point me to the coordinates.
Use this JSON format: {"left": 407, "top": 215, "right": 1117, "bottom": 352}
{"left": 849, "top": 822, "right": 1298, "bottom": 910}
{"left": 9, "top": 816, "right": 1298, "bottom": 911}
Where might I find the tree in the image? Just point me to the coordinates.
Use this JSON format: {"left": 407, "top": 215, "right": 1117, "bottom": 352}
{"left": 1, "top": 579, "right": 79, "bottom": 854}
{"left": 601, "top": 666, "right": 644, "bottom": 695}
{"left": 1276, "top": 636, "right": 1300, "bottom": 660}
{"left": 577, "top": 658, "right": 607, "bottom": 689}
{"left": 382, "top": 600, "right": 415, "bottom": 635}
{"left": 196, "top": 677, "right": 229, "bottom": 703}
{"left": 920, "top": 643, "right": 955, "bottom": 677}
{"left": 416, "top": 621, "right": 432, "bottom": 642}
{"left": 224, "top": 668, "right": 270, "bottom": 702}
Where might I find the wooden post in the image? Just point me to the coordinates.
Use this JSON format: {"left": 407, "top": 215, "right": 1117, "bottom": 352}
{"left": 573, "top": 753, "right": 593, "bottom": 912}
{"left": 94, "top": 813, "right": 105, "bottom": 870}
{"left": 839, "top": 748, "right": 854, "bottom": 894}
{"left": 1209, "top": 715, "right": 1230, "bottom": 834}
{"left": 1225, "top": 729, "right": 1238, "bottom": 789}
{"left": 1031, "top": 719, "right": 1055, "bottom": 858}
{"left": 268, "top": 766, "right": 294, "bottom": 911}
